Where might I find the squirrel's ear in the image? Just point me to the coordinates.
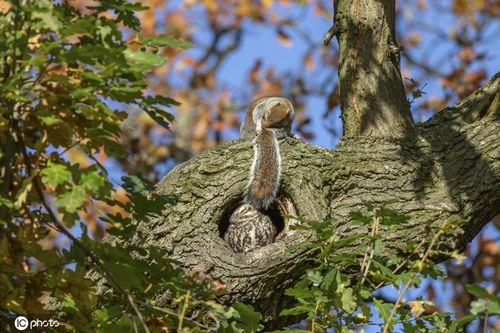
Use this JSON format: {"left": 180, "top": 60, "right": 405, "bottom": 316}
{"left": 263, "top": 99, "right": 293, "bottom": 128}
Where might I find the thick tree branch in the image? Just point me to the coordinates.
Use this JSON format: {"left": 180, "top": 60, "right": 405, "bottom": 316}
{"left": 425, "top": 71, "right": 499, "bottom": 128}
{"left": 118, "top": 73, "right": 500, "bottom": 327}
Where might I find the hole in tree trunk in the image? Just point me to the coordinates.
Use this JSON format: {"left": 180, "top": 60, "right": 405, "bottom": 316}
{"left": 218, "top": 195, "right": 295, "bottom": 241}
{"left": 262, "top": 202, "right": 285, "bottom": 237}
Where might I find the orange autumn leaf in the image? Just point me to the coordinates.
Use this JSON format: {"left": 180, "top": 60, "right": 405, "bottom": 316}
{"left": 0, "top": 0, "right": 11, "bottom": 14}
{"left": 304, "top": 52, "right": 315, "bottom": 71}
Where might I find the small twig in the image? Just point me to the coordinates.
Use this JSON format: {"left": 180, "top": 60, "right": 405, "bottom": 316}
{"left": 483, "top": 299, "right": 489, "bottom": 332}
{"left": 57, "top": 140, "right": 80, "bottom": 158}
{"left": 310, "top": 299, "right": 321, "bottom": 332}
{"left": 374, "top": 237, "right": 428, "bottom": 290}
{"left": 132, "top": 318, "right": 139, "bottom": 333}
{"left": 134, "top": 299, "right": 211, "bottom": 330}
{"left": 360, "top": 212, "right": 380, "bottom": 285}
{"left": 205, "top": 311, "right": 220, "bottom": 330}
{"left": 322, "top": 21, "right": 339, "bottom": 46}
{"left": 381, "top": 227, "right": 445, "bottom": 333}
{"left": 126, "top": 293, "right": 148, "bottom": 333}
{"left": 87, "top": 152, "right": 109, "bottom": 175}
{"left": 177, "top": 290, "right": 191, "bottom": 332}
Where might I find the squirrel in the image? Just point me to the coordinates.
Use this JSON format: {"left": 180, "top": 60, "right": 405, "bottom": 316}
{"left": 240, "top": 96, "right": 295, "bottom": 210}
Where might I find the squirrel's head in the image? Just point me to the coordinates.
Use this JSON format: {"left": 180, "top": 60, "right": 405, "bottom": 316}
{"left": 249, "top": 96, "right": 294, "bottom": 133}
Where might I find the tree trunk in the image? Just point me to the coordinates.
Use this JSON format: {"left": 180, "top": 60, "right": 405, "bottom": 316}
{"left": 335, "top": 0, "right": 413, "bottom": 137}
{"left": 123, "top": 0, "right": 500, "bottom": 328}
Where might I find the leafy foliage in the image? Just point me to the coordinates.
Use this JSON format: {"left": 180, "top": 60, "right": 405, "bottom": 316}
{"left": 279, "top": 205, "right": 499, "bottom": 332}
{"left": 0, "top": 1, "right": 257, "bottom": 331}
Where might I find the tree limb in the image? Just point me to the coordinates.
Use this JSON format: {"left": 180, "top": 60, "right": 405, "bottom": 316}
{"left": 121, "top": 72, "right": 500, "bottom": 327}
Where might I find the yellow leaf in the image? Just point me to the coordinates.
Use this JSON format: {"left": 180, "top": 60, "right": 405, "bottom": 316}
{"left": 15, "top": 180, "right": 33, "bottom": 209}
{"left": 28, "top": 34, "right": 42, "bottom": 50}
{"left": 452, "top": 253, "right": 468, "bottom": 264}
{"left": 202, "top": 0, "right": 218, "bottom": 11}
{"left": 408, "top": 300, "right": 435, "bottom": 318}
{"left": 408, "top": 300, "right": 425, "bottom": 318}
{"left": 263, "top": 0, "right": 273, "bottom": 9}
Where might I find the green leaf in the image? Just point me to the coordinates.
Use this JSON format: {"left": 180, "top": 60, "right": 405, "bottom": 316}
{"left": 0, "top": 197, "right": 13, "bottom": 208}
{"left": 448, "top": 314, "right": 476, "bottom": 333}
{"left": 306, "top": 270, "right": 323, "bottom": 286}
{"left": 280, "top": 305, "right": 310, "bottom": 316}
{"left": 379, "top": 207, "right": 410, "bottom": 225}
{"left": 62, "top": 294, "right": 79, "bottom": 312}
{"left": 470, "top": 299, "right": 487, "bottom": 315}
{"left": 122, "top": 175, "right": 153, "bottom": 194}
{"left": 82, "top": 71, "right": 104, "bottom": 85}
{"left": 14, "top": 179, "right": 33, "bottom": 208}
{"left": 32, "top": 8, "right": 62, "bottom": 31}
{"left": 321, "top": 269, "right": 336, "bottom": 290}
{"left": 124, "top": 48, "right": 166, "bottom": 72}
{"left": 373, "top": 298, "right": 391, "bottom": 321}
{"left": 144, "top": 95, "right": 180, "bottom": 107}
{"left": 56, "top": 186, "right": 86, "bottom": 213}
{"left": 465, "top": 284, "right": 492, "bottom": 299}
{"left": 72, "top": 87, "right": 94, "bottom": 100}
{"left": 97, "top": 25, "right": 112, "bottom": 40}
{"left": 340, "top": 288, "right": 357, "bottom": 314}
{"left": 60, "top": 15, "right": 96, "bottom": 37}
{"left": 334, "top": 233, "right": 364, "bottom": 248}
{"left": 94, "top": 244, "right": 146, "bottom": 290}
{"left": 41, "top": 161, "right": 71, "bottom": 186}
{"left": 348, "top": 211, "right": 371, "bottom": 225}
{"left": 285, "top": 281, "right": 312, "bottom": 300}
{"left": 489, "top": 300, "right": 500, "bottom": 315}
{"left": 233, "top": 302, "right": 262, "bottom": 332}
{"left": 31, "top": 249, "right": 61, "bottom": 266}
{"left": 143, "top": 106, "right": 174, "bottom": 129}
{"left": 374, "top": 238, "right": 383, "bottom": 255}
{"left": 79, "top": 171, "right": 107, "bottom": 194}
{"left": 141, "top": 34, "right": 192, "bottom": 49}
{"left": 107, "top": 85, "right": 143, "bottom": 102}
{"left": 38, "top": 109, "right": 62, "bottom": 126}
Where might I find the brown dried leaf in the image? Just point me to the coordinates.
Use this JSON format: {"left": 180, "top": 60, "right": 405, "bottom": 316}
{"left": 304, "top": 52, "right": 315, "bottom": 71}
{"left": 276, "top": 29, "right": 293, "bottom": 47}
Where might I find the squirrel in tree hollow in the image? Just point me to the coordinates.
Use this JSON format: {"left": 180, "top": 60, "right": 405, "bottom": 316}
{"left": 240, "top": 96, "right": 295, "bottom": 210}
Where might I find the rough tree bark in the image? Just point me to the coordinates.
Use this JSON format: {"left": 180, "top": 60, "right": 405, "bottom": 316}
{"left": 123, "top": 0, "right": 499, "bottom": 328}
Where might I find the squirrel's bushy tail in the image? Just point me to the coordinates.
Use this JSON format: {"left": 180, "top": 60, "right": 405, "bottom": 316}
{"left": 244, "top": 128, "right": 281, "bottom": 210}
